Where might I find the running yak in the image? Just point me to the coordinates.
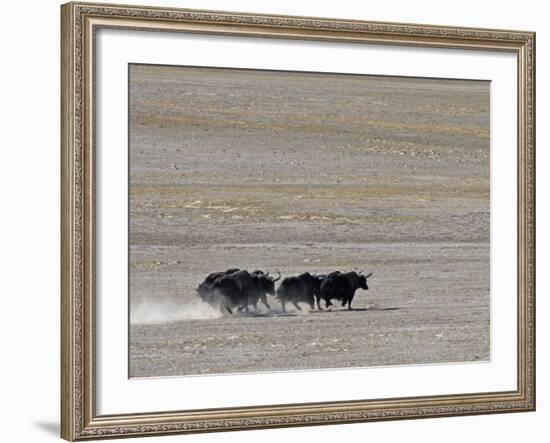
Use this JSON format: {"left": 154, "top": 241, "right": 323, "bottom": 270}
{"left": 196, "top": 269, "right": 280, "bottom": 314}
{"left": 318, "top": 271, "right": 373, "bottom": 310}
{"left": 249, "top": 270, "right": 281, "bottom": 310}
{"left": 276, "top": 272, "right": 322, "bottom": 313}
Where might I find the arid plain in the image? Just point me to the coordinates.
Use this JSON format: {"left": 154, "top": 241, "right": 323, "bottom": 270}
{"left": 129, "top": 65, "right": 490, "bottom": 377}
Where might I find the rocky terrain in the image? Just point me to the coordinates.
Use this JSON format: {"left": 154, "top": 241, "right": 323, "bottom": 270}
{"left": 128, "top": 65, "right": 490, "bottom": 377}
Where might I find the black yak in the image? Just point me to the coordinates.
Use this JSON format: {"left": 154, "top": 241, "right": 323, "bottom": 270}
{"left": 276, "top": 272, "right": 321, "bottom": 313}
{"left": 319, "top": 271, "right": 372, "bottom": 310}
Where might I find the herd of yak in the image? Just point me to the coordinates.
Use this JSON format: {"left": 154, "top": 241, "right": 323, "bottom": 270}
{"left": 196, "top": 268, "right": 373, "bottom": 314}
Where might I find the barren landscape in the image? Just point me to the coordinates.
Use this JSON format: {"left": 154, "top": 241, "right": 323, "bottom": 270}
{"left": 128, "top": 65, "right": 490, "bottom": 378}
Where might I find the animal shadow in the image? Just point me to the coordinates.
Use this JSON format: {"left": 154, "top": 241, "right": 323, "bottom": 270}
{"left": 309, "top": 306, "right": 400, "bottom": 313}
{"left": 362, "top": 306, "right": 400, "bottom": 312}
{"left": 238, "top": 311, "right": 298, "bottom": 318}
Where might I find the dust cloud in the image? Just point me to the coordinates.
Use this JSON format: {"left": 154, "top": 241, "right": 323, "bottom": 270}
{"left": 130, "top": 297, "right": 223, "bottom": 324}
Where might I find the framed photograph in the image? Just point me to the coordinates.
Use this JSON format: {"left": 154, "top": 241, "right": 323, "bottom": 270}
{"left": 61, "top": 2, "right": 536, "bottom": 440}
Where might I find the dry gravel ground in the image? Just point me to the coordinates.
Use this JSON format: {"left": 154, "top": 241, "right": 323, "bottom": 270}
{"left": 128, "top": 65, "right": 490, "bottom": 378}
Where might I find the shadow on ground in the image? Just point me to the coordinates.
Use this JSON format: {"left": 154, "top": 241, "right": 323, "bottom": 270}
{"left": 34, "top": 421, "right": 59, "bottom": 436}
{"left": 231, "top": 307, "right": 400, "bottom": 318}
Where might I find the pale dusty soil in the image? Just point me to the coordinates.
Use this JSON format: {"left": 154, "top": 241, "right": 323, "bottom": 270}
{"left": 128, "top": 65, "right": 490, "bottom": 378}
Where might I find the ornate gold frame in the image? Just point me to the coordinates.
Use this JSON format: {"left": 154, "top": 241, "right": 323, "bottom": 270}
{"left": 61, "top": 2, "right": 536, "bottom": 440}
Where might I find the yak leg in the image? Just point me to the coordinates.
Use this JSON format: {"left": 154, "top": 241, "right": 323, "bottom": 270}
{"left": 316, "top": 295, "right": 323, "bottom": 310}
{"left": 261, "top": 294, "right": 271, "bottom": 310}
{"left": 236, "top": 305, "right": 248, "bottom": 313}
{"left": 281, "top": 300, "right": 286, "bottom": 313}
{"left": 219, "top": 297, "right": 232, "bottom": 315}
{"left": 292, "top": 301, "right": 302, "bottom": 311}
{"left": 347, "top": 295, "right": 354, "bottom": 310}
{"left": 240, "top": 295, "right": 249, "bottom": 313}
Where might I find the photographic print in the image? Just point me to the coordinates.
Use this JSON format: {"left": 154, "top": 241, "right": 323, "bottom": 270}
{"left": 62, "top": 4, "right": 535, "bottom": 439}
{"left": 128, "top": 64, "right": 490, "bottom": 378}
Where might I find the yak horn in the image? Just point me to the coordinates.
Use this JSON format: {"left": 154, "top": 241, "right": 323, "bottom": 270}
{"left": 272, "top": 271, "right": 281, "bottom": 282}
{"left": 365, "top": 272, "right": 373, "bottom": 278}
